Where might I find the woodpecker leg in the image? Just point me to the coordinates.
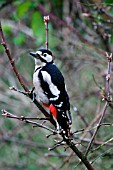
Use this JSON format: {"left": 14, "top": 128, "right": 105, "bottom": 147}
{"left": 29, "top": 87, "right": 36, "bottom": 102}
{"left": 56, "top": 121, "right": 62, "bottom": 134}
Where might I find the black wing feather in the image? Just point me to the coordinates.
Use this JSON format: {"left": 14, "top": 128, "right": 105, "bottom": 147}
{"left": 38, "top": 63, "right": 70, "bottom": 111}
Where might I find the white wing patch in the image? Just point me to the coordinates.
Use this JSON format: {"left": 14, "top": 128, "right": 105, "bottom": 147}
{"left": 41, "top": 71, "right": 60, "bottom": 99}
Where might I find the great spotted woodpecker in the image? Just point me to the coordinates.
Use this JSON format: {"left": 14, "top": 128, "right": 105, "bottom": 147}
{"left": 30, "top": 49, "right": 72, "bottom": 136}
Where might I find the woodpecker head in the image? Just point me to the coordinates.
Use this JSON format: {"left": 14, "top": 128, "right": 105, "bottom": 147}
{"left": 30, "top": 49, "right": 53, "bottom": 66}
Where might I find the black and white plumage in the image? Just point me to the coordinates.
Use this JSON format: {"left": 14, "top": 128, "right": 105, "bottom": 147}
{"left": 30, "top": 49, "right": 72, "bottom": 136}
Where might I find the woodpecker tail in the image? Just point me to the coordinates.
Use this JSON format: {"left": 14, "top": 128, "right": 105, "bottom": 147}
{"left": 56, "top": 110, "right": 71, "bottom": 137}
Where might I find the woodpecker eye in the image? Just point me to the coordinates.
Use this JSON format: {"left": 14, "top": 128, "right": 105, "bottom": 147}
{"left": 43, "top": 53, "right": 47, "bottom": 57}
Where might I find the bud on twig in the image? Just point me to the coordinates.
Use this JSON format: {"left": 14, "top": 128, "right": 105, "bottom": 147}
{"left": 106, "top": 52, "right": 112, "bottom": 62}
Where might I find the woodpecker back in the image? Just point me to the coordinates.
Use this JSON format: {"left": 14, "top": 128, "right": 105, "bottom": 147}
{"left": 30, "top": 49, "right": 72, "bottom": 136}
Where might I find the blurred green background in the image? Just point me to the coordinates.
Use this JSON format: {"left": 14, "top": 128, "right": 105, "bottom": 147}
{"left": 0, "top": 0, "right": 113, "bottom": 169}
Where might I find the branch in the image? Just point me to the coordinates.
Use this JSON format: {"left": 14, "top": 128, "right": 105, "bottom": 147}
{"left": 74, "top": 136, "right": 113, "bottom": 147}
{"left": 0, "top": 21, "right": 29, "bottom": 92}
{"left": 62, "top": 134, "right": 95, "bottom": 170}
{"left": 37, "top": 4, "right": 93, "bottom": 46}
{"left": 0, "top": 21, "right": 56, "bottom": 126}
{"left": 105, "top": 52, "right": 112, "bottom": 98}
{"left": 73, "top": 122, "right": 113, "bottom": 136}
{"left": 48, "top": 139, "right": 64, "bottom": 151}
{"left": 37, "top": 4, "right": 105, "bottom": 56}
{"left": 85, "top": 102, "right": 108, "bottom": 157}
{"left": 0, "top": 17, "right": 96, "bottom": 170}
{"left": 91, "top": 137, "right": 113, "bottom": 153}
{"left": 1, "top": 110, "right": 95, "bottom": 169}
{"left": 0, "top": 136, "right": 48, "bottom": 149}
{"left": 76, "top": 110, "right": 93, "bottom": 136}
{"left": 2, "top": 110, "right": 55, "bottom": 133}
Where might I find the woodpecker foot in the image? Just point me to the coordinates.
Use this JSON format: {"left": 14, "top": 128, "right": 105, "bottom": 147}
{"left": 29, "top": 87, "right": 36, "bottom": 102}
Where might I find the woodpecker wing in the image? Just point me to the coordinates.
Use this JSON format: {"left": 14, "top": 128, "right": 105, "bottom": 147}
{"left": 38, "top": 63, "right": 70, "bottom": 112}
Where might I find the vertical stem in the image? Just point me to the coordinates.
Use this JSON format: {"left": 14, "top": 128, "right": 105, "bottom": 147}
{"left": 44, "top": 16, "right": 49, "bottom": 50}
{"left": 85, "top": 52, "right": 112, "bottom": 157}
{"left": 62, "top": 134, "right": 95, "bottom": 170}
{"left": 85, "top": 102, "right": 108, "bottom": 157}
{"left": 46, "top": 21, "right": 48, "bottom": 50}
{"left": 106, "top": 55, "right": 111, "bottom": 98}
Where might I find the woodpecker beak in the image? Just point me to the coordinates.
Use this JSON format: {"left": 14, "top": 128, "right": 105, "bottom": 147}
{"left": 30, "top": 52, "right": 40, "bottom": 59}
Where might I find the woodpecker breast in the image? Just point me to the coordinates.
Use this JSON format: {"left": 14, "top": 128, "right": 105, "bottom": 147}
{"left": 33, "top": 66, "right": 49, "bottom": 104}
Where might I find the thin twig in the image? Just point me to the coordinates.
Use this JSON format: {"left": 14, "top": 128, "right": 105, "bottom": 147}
{"left": 105, "top": 52, "right": 112, "bottom": 98}
{"left": 76, "top": 110, "right": 93, "bottom": 136}
{"left": 38, "top": 4, "right": 91, "bottom": 45}
{"left": 1, "top": 111, "right": 96, "bottom": 169}
{"left": 91, "top": 148, "right": 113, "bottom": 165}
{"left": 73, "top": 122, "right": 113, "bottom": 136}
{"left": 85, "top": 52, "right": 112, "bottom": 157}
{"left": 44, "top": 16, "right": 49, "bottom": 50}
{"left": 0, "top": 21, "right": 29, "bottom": 92}
{"left": 91, "top": 137, "right": 113, "bottom": 153}
{"left": 0, "top": 136, "right": 48, "bottom": 149}
{"left": 74, "top": 136, "right": 113, "bottom": 147}
{"left": 1, "top": 110, "right": 54, "bottom": 133}
{"left": 59, "top": 151, "right": 74, "bottom": 169}
{"left": 61, "top": 133, "right": 95, "bottom": 170}
{"left": 45, "top": 153, "right": 70, "bottom": 157}
{"left": 48, "top": 140, "right": 64, "bottom": 151}
{"left": 81, "top": 112, "right": 101, "bottom": 140}
{"left": 85, "top": 102, "right": 108, "bottom": 157}
{"left": 37, "top": 3, "right": 104, "bottom": 56}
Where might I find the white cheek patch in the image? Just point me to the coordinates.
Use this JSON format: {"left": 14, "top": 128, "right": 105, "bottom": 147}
{"left": 41, "top": 71, "right": 60, "bottom": 97}
{"left": 41, "top": 54, "right": 52, "bottom": 62}
{"left": 46, "top": 54, "right": 52, "bottom": 62}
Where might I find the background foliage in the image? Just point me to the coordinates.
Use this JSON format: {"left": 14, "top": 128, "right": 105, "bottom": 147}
{"left": 0, "top": 0, "right": 113, "bottom": 169}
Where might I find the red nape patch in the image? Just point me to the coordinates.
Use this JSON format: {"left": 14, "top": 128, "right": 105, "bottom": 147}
{"left": 42, "top": 102, "right": 49, "bottom": 108}
{"left": 49, "top": 104, "right": 57, "bottom": 119}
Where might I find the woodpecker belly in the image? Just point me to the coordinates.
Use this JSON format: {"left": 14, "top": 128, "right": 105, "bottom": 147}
{"left": 33, "top": 68, "right": 49, "bottom": 104}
